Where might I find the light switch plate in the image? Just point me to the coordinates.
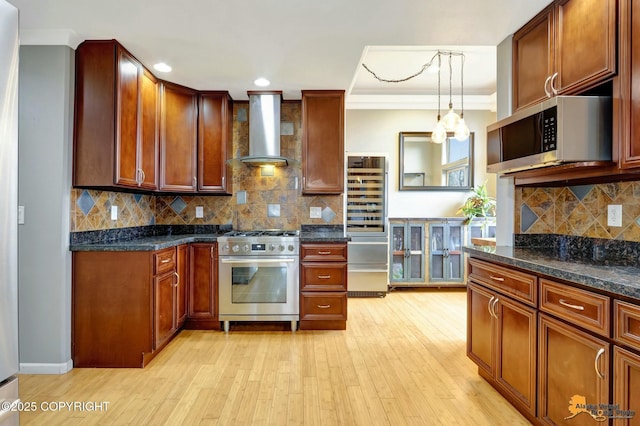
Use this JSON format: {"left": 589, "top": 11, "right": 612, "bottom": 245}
{"left": 310, "top": 207, "right": 322, "bottom": 218}
{"left": 237, "top": 191, "right": 247, "bottom": 204}
{"left": 111, "top": 205, "right": 118, "bottom": 220}
{"left": 18, "top": 206, "right": 24, "bottom": 225}
{"left": 195, "top": 206, "right": 204, "bottom": 218}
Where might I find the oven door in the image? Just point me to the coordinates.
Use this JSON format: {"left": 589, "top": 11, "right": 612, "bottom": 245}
{"left": 218, "top": 256, "right": 299, "bottom": 320}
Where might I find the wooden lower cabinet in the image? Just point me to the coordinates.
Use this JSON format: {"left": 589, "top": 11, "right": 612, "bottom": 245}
{"left": 538, "top": 313, "right": 610, "bottom": 425}
{"left": 299, "top": 242, "right": 347, "bottom": 330}
{"left": 613, "top": 346, "right": 640, "bottom": 425}
{"left": 185, "top": 243, "right": 219, "bottom": 329}
{"left": 73, "top": 246, "right": 186, "bottom": 368}
{"left": 467, "top": 282, "right": 537, "bottom": 418}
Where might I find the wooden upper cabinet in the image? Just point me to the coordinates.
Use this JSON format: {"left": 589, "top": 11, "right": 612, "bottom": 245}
{"left": 512, "top": 0, "right": 617, "bottom": 112}
{"left": 618, "top": 0, "right": 640, "bottom": 169}
{"left": 198, "top": 92, "right": 233, "bottom": 193}
{"left": 512, "top": 5, "right": 555, "bottom": 111}
{"left": 74, "top": 40, "right": 158, "bottom": 190}
{"left": 301, "top": 90, "right": 345, "bottom": 194}
{"left": 159, "top": 81, "right": 198, "bottom": 192}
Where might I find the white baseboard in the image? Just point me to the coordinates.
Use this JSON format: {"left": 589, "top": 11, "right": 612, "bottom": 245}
{"left": 19, "top": 359, "right": 73, "bottom": 375}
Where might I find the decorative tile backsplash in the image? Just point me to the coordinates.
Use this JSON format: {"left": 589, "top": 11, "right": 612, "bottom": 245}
{"left": 71, "top": 102, "right": 343, "bottom": 232}
{"left": 516, "top": 181, "right": 640, "bottom": 242}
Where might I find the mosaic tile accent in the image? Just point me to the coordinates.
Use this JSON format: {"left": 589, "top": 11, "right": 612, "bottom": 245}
{"left": 70, "top": 102, "right": 344, "bottom": 233}
{"left": 515, "top": 181, "right": 640, "bottom": 242}
{"left": 76, "top": 190, "right": 95, "bottom": 215}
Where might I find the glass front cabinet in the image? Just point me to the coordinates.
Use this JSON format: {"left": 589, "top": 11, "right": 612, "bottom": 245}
{"left": 428, "top": 219, "right": 465, "bottom": 286}
{"left": 389, "top": 221, "right": 425, "bottom": 286}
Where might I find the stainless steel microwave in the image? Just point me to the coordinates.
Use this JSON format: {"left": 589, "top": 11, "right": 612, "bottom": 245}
{"left": 486, "top": 96, "right": 612, "bottom": 174}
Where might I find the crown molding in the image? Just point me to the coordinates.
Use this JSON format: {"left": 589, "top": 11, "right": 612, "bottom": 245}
{"left": 19, "top": 29, "right": 82, "bottom": 49}
{"left": 345, "top": 93, "right": 496, "bottom": 111}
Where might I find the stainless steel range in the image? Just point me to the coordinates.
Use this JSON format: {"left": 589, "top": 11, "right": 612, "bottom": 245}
{"left": 218, "top": 230, "right": 300, "bottom": 332}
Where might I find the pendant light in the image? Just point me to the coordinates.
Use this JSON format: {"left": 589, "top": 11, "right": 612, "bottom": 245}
{"left": 441, "top": 53, "right": 461, "bottom": 130}
{"left": 454, "top": 53, "right": 470, "bottom": 141}
{"left": 431, "top": 53, "right": 447, "bottom": 144}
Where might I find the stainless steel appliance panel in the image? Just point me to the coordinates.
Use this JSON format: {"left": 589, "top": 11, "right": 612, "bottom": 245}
{"left": 0, "top": 0, "right": 20, "bottom": 410}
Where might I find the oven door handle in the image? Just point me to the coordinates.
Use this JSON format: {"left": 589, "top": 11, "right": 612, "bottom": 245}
{"left": 220, "top": 258, "right": 297, "bottom": 264}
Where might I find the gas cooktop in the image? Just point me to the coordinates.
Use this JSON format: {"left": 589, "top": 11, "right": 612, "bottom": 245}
{"left": 222, "top": 230, "right": 299, "bottom": 238}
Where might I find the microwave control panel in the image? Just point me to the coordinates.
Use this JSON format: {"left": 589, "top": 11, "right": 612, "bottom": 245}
{"left": 542, "top": 106, "right": 557, "bottom": 152}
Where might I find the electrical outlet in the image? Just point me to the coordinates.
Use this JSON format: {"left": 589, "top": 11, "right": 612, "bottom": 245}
{"left": 607, "top": 204, "right": 622, "bottom": 227}
{"left": 195, "top": 206, "right": 204, "bottom": 218}
{"left": 310, "top": 207, "right": 322, "bottom": 219}
{"left": 111, "top": 205, "right": 118, "bottom": 220}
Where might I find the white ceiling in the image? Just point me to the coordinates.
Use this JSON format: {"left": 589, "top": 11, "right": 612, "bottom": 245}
{"left": 8, "top": 0, "right": 551, "bottom": 109}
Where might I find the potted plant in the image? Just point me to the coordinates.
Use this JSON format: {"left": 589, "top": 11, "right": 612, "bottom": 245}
{"left": 458, "top": 182, "right": 496, "bottom": 225}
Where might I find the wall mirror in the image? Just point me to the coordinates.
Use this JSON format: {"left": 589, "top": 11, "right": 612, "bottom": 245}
{"left": 399, "top": 131, "right": 474, "bottom": 191}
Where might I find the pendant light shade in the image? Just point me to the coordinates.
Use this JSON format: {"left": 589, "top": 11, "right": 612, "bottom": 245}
{"left": 431, "top": 118, "right": 447, "bottom": 144}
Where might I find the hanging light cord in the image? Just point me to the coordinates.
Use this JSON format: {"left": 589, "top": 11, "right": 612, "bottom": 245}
{"left": 460, "top": 53, "right": 465, "bottom": 118}
{"left": 361, "top": 50, "right": 465, "bottom": 84}
{"left": 436, "top": 53, "right": 441, "bottom": 118}
{"left": 448, "top": 53, "right": 453, "bottom": 108}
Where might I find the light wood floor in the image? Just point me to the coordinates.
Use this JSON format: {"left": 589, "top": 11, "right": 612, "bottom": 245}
{"left": 18, "top": 288, "right": 530, "bottom": 425}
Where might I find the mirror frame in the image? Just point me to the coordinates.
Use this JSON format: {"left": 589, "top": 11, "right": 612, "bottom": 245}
{"left": 398, "top": 131, "right": 474, "bottom": 191}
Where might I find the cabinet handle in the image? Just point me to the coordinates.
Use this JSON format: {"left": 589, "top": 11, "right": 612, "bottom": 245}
{"left": 489, "top": 275, "right": 505, "bottom": 282}
{"left": 594, "top": 347, "right": 605, "bottom": 380}
{"left": 550, "top": 72, "right": 558, "bottom": 95}
{"left": 544, "top": 75, "right": 552, "bottom": 98}
{"left": 559, "top": 299, "right": 585, "bottom": 311}
{"left": 317, "top": 275, "right": 331, "bottom": 279}
{"left": 193, "top": 176, "right": 197, "bottom": 188}
{"left": 222, "top": 176, "right": 225, "bottom": 187}
{"left": 174, "top": 272, "right": 180, "bottom": 287}
{"left": 318, "top": 251, "right": 331, "bottom": 255}
{"left": 488, "top": 296, "right": 496, "bottom": 319}
{"left": 492, "top": 297, "right": 499, "bottom": 318}
{"left": 139, "top": 169, "right": 145, "bottom": 186}
{"left": 317, "top": 304, "right": 331, "bottom": 309}
{"left": 161, "top": 258, "right": 171, "bottom": 264}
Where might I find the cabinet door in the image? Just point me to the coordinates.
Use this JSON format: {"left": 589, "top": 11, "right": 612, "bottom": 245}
{"left": 159, "top": 82, "right": 198, "bottom": 192}
{"left": 554, "top": 0, "right": 617, "bottom": 94}
{"left": 176, "top": 244, "right": 188, "bottom": 327}
{"left": 138, "top": 68, "right": 159, "bottom": 190}
{"left": 512, "top": 4, "right": 554, "bottom": 111}
{"left": 390, "top": 223, "right": 407, "bottom": 281}
{"left": 613, "top": 346, "right": 640, "bottom": 426}
{"left": 446, "top": 223, "right": 464, "bottom": 281}
{"left": 619, "top": 0, "right": 640, "bottom": 169}
{"left": 301, "top": 90, "right": 344, "bottom": 194}
{"left": 496, "top": 296, "right": 537, "bottom": 416}
{"left": 198, "top": 92, "right": 233, "bottom": 193}
{"left": 115, "top": 48, "right": 142, "bottom": 188}
{"left": 539, "top": 313, "right": 609, "bottom": 425}
{"left": 154, "top": 271, "right": 176, "bottom": 350}
{"left": 467, "top": 282, "right": 495, "bottom": 376}
{"left": 188, "top": 243, "right": 216, "bottom": 320}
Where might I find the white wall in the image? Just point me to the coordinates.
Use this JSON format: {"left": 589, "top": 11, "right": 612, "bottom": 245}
{"left": 18, "top": 45, "right": 74, "bottom": 373}
{"left": 346, "top": 109, "right": 497, "bottom": 219}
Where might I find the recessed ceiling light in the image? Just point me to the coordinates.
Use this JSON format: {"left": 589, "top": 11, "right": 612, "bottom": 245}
{"left": 153, "top": 62, "right": 172, "bottom": 73}
{"left": 254, "top": 77, "right": 270, "bottom": 87}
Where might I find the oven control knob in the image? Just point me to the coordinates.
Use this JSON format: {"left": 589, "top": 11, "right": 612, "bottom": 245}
{"left": 232, "top": 244, "right": 240, "bottom": 253}
{"left": 243, "top": 244, "right": 250, "bottom": 252}
{"left": 223, "top": 245, "right": 229, "bottom": 252}
{"left": 288, "top": 244, "right": 295, "bottom": 252}
{"left": 278, "top": 244, "right": 285, "bottom": 252}
{"left": 269, "top": 244, "right": 276, "bottom": 251}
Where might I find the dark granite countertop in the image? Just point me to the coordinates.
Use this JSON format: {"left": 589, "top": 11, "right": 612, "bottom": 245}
{"left": 70, "top": 233, "right": 221, "bottom": 252}
{"left": 463, "top": 245, "right": 640, "bottom": 301}
{"left": 300, "top": 225, "right": 349, "bottom": 243}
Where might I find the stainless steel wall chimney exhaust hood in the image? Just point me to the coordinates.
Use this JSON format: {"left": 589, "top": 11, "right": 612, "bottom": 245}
{"left": 240, "top": 91, "right": 288, "bottom": 166}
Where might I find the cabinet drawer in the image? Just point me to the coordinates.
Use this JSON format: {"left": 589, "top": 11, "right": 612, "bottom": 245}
{"left": 540, "top": 279, "right": 610, "bottom": 337}
{"left": 614, "top": 300, "right": 640, "bottom": 352}
{"left": 467, "top": 258, "right": 537, "bottom": 306}
{"left": 301, "top": 243, "right": 347, "bottom": 262}
{"left": 154, "top": 247, "right": 176, "bottom": 275}
{"left": 300, "top": 292, "right": 347, "bottom": 321}
{"left": 300, "top": 263, "right": 346, "bottom": 291}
